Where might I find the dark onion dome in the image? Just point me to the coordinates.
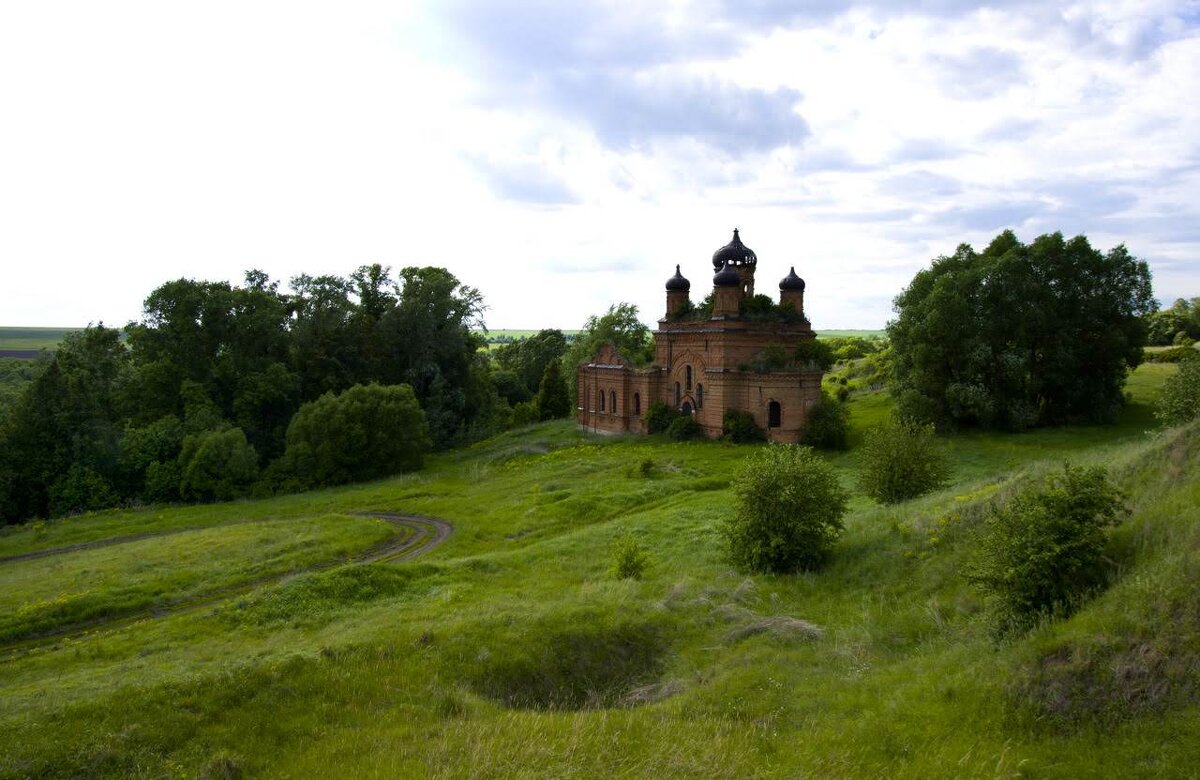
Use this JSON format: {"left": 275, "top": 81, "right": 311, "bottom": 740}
{"left": 711, "top": 228, "right": 757, "bottom": 271}
{"left": 713, "top": 260, "right": 740, "bottom": 287}
{"left": 665, "top": 264, "right": 691, "bottom": 291}
{"left": 779, "top": 266, "right": 806, "bottom": 291}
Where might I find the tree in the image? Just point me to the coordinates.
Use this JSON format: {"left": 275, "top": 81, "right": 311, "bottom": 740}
{"left": 494, "top": 329, "right": 568, "bottom": 396}
{"left": 802, "top": 391, "right": 849, "bottom": 450}
{"left": 889, "top": 231, "right": 1155, "bottom": 430}
{"left": 535, "top": 359, "right": 571, "bottom": 420}
{"left": 281, "top": 383, "right": 430, "bottom": 488}
{"left": 562, "top": 303, "right": 651, "bottom": 398}
{"left": 0, "top": 325, "right": 128, "bottom": 523}
{"left": 966, "top": 464, "right": 1126, "bottom": 635}
{"left": 722, "top": 444, "right": 849, "bottom": 573}
{"left": 858, "top": 423, "right": 950, "bottom": 504}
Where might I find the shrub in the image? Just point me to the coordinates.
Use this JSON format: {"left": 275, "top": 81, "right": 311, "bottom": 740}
{"left": 282, "top": 383, "right": 430, "bottom": 488}
{"left": 510, "top": 400, "right": 539, "bottom": 428}
{"left": 666, "top": 415, "right": 703, "bottom": 441}
{"left": 644, "top": 401, "right": 677, "bottom": 434}
{"left": 803, "top": 392, "right": 849, "bottom": 450}
{"left": 535, "top": 360, "right": 571, "bottom": 420}
{"left": 794, "top": 339, "right": 835, "bottom": 371}
{"left": 178, "top": 427, "right": 259, "bottom": 502}
{"left": 966, "top": 464, "right": 1126, "bottom": 635}
{"left": 1156, "top": 358, "right": 1200, "bottom": 427}
{"left": 610, "top": 533, "right": 650, "bottom": 580}
{"left": 722, "top": 409, "right": 765, "bottom": 443}
{"left": 722, "top": 444, "right": 850, "bottom": 573}
{"left": 858, "top": 422, "right": 950, "bottom": 503}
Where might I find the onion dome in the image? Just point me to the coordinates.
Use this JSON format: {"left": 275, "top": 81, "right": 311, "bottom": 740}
{"left": 665, "top": 264, "right": 691, "bottom": 292}
{"left": 713, "top": 260, "right": 740, "bottom": 287}
{"left": 779, "top": 266, "right": 806, "bottom": 291}
{"left": 711, "top": 228, "right": 757, "bottom": 271}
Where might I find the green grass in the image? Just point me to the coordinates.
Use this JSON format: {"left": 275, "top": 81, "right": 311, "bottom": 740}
{"left": 816, "top": 329, "right": 886, "bottom": 339}
{"left": 0, "top": 362, "right": 1195, "bottom": 778}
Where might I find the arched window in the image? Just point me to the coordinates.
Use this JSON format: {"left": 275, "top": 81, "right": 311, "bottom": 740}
{"left": 768, "top": 401, "right": 781, "bottom": 428}
{"left": 610, "top": 390, "right": 617, "bottom": 414}
{"left": 634, "top": 393, "right": 641, "bottom": 415}
{"left": 599, "top": 389, "right": 605, "bottom": 412}
{"left": 697, "top": 383, "right": 703, "bottom": 409}
{"left": 674, "top": 382, "right": 681, "bottom": 406}
{"left": 685, "top": 365, "right": 693, "bottom": 391}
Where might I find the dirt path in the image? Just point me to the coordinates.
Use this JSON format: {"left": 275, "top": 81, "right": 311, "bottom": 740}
{"left": 0, "top": 512, "right": 453, "bottom": 656}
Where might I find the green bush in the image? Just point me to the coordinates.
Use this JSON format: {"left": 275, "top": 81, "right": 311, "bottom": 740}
{"left": 535, "top": 360, "right": 571, "bottom": 420}
{"left": 966, "top": 464, "right": 1126, "bottom": 635}
{"left": 722, "top": 409, "right": 765, "bottom": 443}
{"left": 644, "top": 401, "right": 677, "bottom": 434}
{"left": 610, "top": 533, "right": 651, "bottom": 580}
{"left": 802, "top": 392, "right": 849, "bottom": 450}
{"left": 858, "top": 422, "right": 950, "bottom": 503}
{"left": 666, "top": 414, "right": 703, "bottom": 441}
{"left": 178, "top": 427, "right": 259, "bottom": 502}
{"left": 281, "top": 383, "right": 430, "bottom": 488}
{"left": 510, "top": 400, "right": 539, "bottom": 427}
{"left": 794, "top": 340, "right": 835, "bottom": 371}
{"left": 1156, "top": 359, "right": 1200, "bottom": 427}
{"left": 722, "top": 444, "right": 850, "bottom": 573}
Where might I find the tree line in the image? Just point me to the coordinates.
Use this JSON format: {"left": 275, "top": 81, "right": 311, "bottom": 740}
{"left": 0, "top": 265, "right": 578, "bottom": 524}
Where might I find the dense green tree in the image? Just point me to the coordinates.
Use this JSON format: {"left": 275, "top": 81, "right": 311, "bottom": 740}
{"left": 0, "top": 325, "right": 128, "bottom": 522}
{"left": 288, "top": 272, "right": 359, "bottom": 399}
{"left": 889, "top": 231, "right": 1155, "bottom": 430}
{"left": 1145, "top": 297, "right": 1200, "bottom": 346}
{"left": 535, "top": 360, "right": 571, "bottom": 420}
{"left": 802, "top": 392, "right": 849, "bottom": 450}
{"left": 281, "top": 383, "right": 430, "bottom": 488}
{"left": 562, "top": 303, "right": 651, "bottom": 398}
{"left": 494, "top": 329, "right": 568, "bottom": 395}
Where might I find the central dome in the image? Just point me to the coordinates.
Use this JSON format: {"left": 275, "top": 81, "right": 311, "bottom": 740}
{"left": 712, "top": 228, "right": 757, "bottom": 271}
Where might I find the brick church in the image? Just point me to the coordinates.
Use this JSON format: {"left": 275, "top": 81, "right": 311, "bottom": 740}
{"left": 577, "top": 229, "right": 825, "bottom": 443}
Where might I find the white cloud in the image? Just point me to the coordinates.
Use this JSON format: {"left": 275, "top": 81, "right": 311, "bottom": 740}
{"left": 0, "top": 0, "right": 1196, "bottom": 332}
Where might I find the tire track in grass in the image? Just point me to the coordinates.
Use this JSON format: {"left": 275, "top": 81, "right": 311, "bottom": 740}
{"left": 0, "top": 513, "right": 453, "bottom": 657}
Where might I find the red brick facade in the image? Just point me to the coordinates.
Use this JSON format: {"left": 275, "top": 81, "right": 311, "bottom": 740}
{"left": 577, "top": 231, "right": 824, "bottom": 443}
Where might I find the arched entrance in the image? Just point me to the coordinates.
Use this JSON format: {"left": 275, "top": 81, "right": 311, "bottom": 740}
{"left": 680, "top": 401, "right": 694, "bottom": 415}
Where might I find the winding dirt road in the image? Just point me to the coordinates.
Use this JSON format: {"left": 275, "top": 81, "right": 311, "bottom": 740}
{"left": 0, "top": 512, "right": 453, "bottom": 655}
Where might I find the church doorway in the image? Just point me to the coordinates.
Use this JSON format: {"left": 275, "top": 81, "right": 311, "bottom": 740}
{"left": 768, "top": 401, "right": 781, "bottom": 428}
{"left": 680, "top": 401, "right": 694, "bottom": 415}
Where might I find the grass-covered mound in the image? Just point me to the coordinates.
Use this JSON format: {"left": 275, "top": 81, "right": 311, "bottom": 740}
{"left": 0, "top": 363, "right": 1197, "bottom": 777}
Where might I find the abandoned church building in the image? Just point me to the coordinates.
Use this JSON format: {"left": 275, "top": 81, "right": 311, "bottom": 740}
{"left": 577, "top": 229, "right": 825, "bottom": 443}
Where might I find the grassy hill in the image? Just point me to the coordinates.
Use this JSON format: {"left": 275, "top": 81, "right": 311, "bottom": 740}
{"left": 0, "top": 363, "right": 1196, "bottom": 777}
{"left": 0, "top": 326, "right": 80, "bottom": 353}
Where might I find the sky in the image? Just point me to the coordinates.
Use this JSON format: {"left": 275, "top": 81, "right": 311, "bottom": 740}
{"left": 1, "top": 0, "right": 1197, "bottom": 331}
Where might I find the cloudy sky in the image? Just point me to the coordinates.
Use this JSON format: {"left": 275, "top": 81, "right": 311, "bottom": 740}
{"left": 1, "top": 1, "right": 1197, "bottom": 331}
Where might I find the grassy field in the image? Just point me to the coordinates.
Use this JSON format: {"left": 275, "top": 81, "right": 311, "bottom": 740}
{"left": 0, "top": 363, "right": 1196, "bottom": 777}
{"left": 0, "top": 327, "right": 81, "bottom": 351}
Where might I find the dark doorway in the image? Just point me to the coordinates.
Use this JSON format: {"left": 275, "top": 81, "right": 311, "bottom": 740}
{"left": 610, "top": 390, "right": 617, "bottom": 414}
{"left": 633, "top": 393, "right": 641, "bottom": 415}
{"left": 768, "top": 401, "right": 781, "bottom": 428}
{"left": 681, "top": 401, "right": 694, "bottom": 415}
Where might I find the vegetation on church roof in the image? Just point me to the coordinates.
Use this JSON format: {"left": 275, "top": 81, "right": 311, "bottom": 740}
{"left": 665, "top": 292, "right": 806, "bottom": 323}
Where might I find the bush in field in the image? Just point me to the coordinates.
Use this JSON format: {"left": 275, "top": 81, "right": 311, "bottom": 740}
{"left": 666, "top": 414, "right": 703, "bottom": 441}
{"left": 966, "top": 464, "right": 1126, "bottom": 635}
{"left": 858, "top": 422, "right": 950, "bottom": 503}
{"left": 644, "top": 401, "right": 677, "bottom": 434}
{"left": 510, "top": 400, "right": 539, "bottom": 428}
{"left": 282, "top": 383, "right": 429, "bottom": 488}
{"left": 178, "top": 427, "right": 259, "bottom": 502}
{"left": 610, "top": 533, "right": 651, "bottom": 580}
{"left": 722, "top": 409, "right": 765, "bottom": 443}
{"left": 1156, "top": 359, "right": 1200, "bottom": 427}
{"left": 723, "top": 444, "right": 850, "bottom": 573}
{"left": 802, "top": 392, "right": 849, "bottom": 450}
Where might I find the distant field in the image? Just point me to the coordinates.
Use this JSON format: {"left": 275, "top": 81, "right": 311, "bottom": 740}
{"left": 816, "top": 329, "right": 886, "bottom": 339}
{"left": 0, "top": 327, "right": 80, "bottom": 352}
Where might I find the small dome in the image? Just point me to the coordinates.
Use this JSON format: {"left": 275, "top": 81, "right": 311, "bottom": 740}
{"left": 665, "top": 264, "right": 691, "bottom": 292}
{"left": 713, "top": 260, "right": 740, "bottom": 287}
{"left": 779, "top": 266, "right": 806, "bottom": 291}
{"left": 712, "top": 228, "right": 757, "bottom": 271}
